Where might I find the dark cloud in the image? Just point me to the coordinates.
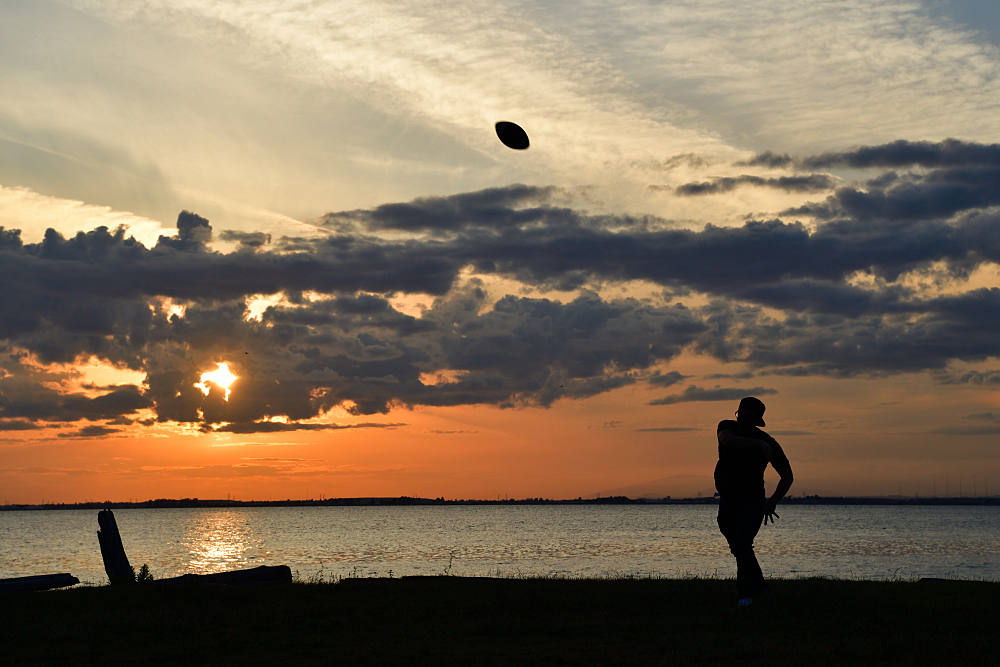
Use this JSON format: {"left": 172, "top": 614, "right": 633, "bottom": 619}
{"left": 5, "top": 140, "right": 1000, "bottom": 435}
{"left": 738, "top": 151, "right": 793, "bottom": 169}
{"left": 209, "top": 421, "right": 406, "bottom": 434}
{"left": 218, "top": 230, "right": 272, "bottom": 249}
{"left": 1, "top": 207, "right": 712, "bottom": 429}
{"left": 322, "top": 185, "right": 564, "bottom": 234}
{"left": 0, "top": 419, "right": 39, "bottom": 431}
{"left": 936, "top": 370, "right": 1000, "bottom": 385}
{"left": 646, "top": 370, "right": 688, "bottom": 387}
{"left": 156, "top": 210, "right": 212, "bottom": 252}
{"left": 775, "top": 139, "right": 1000, "bottom": 227}
{"left": 703, "top": 371, "right": 755, "bottom": 380}
{"left": 6, "top": 182, "right": 1000, "bottom": 343}
{"left": 649, "top": 385, "right": 778, "bottom": 406}
{"left": 263, "top": 292, "right": 435, "bottom": 336}
{"left": 784, "top": 167, "right": 1000, "bottom": 222}
{"left": 690, "top": 290, "right": 1000, "bottom": 377}
{"left": 4, "top": 199, "right": 994, "bottom": 402}
{"left": 675, "top": 174, "right": 835, "bottom": 196}
{"left": 801, "top": 139, "right": 1000, "bottom": 170}
{"left": 57, "top": 424, "right": 121, "bottom": 438}
{"left": 0, "top": 357, "right": 152, "bottom": 422}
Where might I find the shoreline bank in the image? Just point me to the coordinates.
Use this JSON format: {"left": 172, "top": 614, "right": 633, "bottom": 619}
{"left": 2, "top": 578, "right": 996, "bottom": 665}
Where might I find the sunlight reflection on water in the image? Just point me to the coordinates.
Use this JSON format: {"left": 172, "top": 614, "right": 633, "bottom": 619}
{"left": 1, "top": 505, "right": 997, "bottom": 584}
{"left": 181, "top": 511, "right": 263, "bottom": 572}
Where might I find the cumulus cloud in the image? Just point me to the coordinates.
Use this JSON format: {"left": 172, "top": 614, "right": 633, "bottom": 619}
{"left": 4, "top": 140, "right": 1000, "bottom": 435}
{"left": 210, "top": 422, "right": 406, "bottom": 434}
{"left": 219, "top": 230, "right": 272, "bottom": 250}
{"left": 738, "top": 151, "right": 793, "bottom": 169}
{"left": 0, "top": 420, "right": 40, "bottom": 431}
{"left": 935, "top": 370, "right": 1000, "bottom": 385}
{"left": 0, "top": 211, "right": 709, "bottom": 430}
{"left": 800, "top": 139, "right": 1000, "bottom": 170}
{"left": 646, "top": 371, "right": 689, "bottom": 387}
{"left": 0, "top": 356, "right": 152, "bottom": 423}
{"left": 323, "top": 185, "right": 564, "bottom": 235}
{"left": 57, "top": 424, "right": 122, "bottom": 438}
{"left": 784, "top": 168, "right": 1000, "bottom": 222}
{"left": 766, "top": 139, "right": 1000, "bottom": 224}
{"left": 675, "top": 174, "right": 836, "bottom": 196}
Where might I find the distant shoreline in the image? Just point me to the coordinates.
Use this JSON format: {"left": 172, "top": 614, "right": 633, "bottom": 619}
{"left": 2, "top": 495, "right": 999, "bottom": 510}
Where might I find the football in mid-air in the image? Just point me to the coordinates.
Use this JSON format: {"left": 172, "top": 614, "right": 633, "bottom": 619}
{"left": 495, "top": 121, "right": 530, "bottom": 150}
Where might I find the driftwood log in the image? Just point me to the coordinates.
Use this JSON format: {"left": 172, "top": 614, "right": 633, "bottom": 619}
{"left": 97, "top": 509, "right": 134, "bottom": 585}
{"left": 0, "top": 573, "right": 80, "bottom": 593}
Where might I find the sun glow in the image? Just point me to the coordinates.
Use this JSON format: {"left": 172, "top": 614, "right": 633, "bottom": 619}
{"left": 195, "top": 363, "right": 238, "bottom": 401}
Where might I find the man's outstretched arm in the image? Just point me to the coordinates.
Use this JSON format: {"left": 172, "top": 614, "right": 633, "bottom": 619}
{"left": 718, "top": 429, "right": 773, "bottom": 460}
{"left": 763, "top": 459, "right": 794, "bottom": 524}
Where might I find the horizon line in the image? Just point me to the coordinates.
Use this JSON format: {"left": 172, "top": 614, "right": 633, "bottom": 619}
{"left": 3, "top": 493, "right": 1000, "bottom": 509}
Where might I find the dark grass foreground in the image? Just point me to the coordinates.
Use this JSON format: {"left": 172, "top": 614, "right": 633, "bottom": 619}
{"left": 2, "top": 577, "right": 997, "bottom": 666}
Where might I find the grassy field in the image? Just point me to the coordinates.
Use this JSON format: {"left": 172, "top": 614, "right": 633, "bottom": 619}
{"left": 2, "top": 577, "right": 997, "bottom": 666}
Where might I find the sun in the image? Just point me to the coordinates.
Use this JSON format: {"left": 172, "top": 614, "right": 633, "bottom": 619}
{"left": 195, "top": 362, "right": 238, "bottom": 401}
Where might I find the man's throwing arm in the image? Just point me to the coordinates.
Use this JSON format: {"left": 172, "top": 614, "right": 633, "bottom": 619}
{"left": 717, "top": 429, "right": 773, "bottom": 460}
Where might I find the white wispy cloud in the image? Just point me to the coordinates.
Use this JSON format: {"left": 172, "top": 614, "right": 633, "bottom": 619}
{"left": 0, "top": 185, "right": 170, "bottom": 245}
{"left": 632, "top": 0, "right": 1000, "bottom": 150}
{"left": 11, "top": 0, "right": 999, "bottom": 226}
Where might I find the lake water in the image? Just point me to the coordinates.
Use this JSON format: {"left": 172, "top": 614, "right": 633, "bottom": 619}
{"left": 2, "top": 505, "right": 998, "bottom": 584}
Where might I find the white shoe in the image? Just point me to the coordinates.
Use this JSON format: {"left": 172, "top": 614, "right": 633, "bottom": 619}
{"left": 738, "top": 597, "right": 753, "bottom": 607}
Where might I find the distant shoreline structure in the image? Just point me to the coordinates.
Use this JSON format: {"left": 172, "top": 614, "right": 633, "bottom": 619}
{"left": 2, "top": 495, "right": 999, "bottom": 510}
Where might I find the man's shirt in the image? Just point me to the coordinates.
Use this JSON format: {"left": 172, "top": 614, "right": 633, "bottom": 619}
{"left": 714, "top": 419, "right": 789, "bottom": 504}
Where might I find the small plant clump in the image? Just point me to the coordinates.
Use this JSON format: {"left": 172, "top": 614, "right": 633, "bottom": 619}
{"left": 135, "top": 564, "right": 154, "bottom": 584}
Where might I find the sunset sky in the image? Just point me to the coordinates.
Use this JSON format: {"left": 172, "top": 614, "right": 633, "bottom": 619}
{"left": 3, "top": 0, "right": 1000, "bottom": 503}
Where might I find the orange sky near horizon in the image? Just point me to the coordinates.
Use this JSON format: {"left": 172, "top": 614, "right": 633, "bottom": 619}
{"left": 4, "top": 349, "right": 999, "bottom": 505}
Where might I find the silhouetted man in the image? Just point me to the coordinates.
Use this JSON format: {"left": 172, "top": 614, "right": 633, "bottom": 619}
{"left": 715, "top": 397, "right": 793, "bottom": 606}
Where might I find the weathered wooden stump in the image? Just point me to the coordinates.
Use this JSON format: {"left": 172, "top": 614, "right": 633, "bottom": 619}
{"left": 0, "top": 573, "right": 80, "bottom": 592}
{"left": 97, "top": 509, "right": 134, "bottom": 585}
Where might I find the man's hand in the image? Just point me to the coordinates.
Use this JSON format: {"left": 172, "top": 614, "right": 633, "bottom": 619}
{"left": 762, "top": 498, "right": 779, "bottom": 525}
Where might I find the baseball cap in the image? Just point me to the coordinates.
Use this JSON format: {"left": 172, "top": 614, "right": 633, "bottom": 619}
{"left": 737, "top": 397, "right": 766, "bottom": 427}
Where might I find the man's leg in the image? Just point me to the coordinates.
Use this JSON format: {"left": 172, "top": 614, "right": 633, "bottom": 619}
{"left": 718, "top": 502, "right": 767, "bottom": 600}
{"left": 733, "top": 502, "right": 768, "bottom": 598}
{"left": 733, "top": 544, "right": 767, "bottom": 599}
